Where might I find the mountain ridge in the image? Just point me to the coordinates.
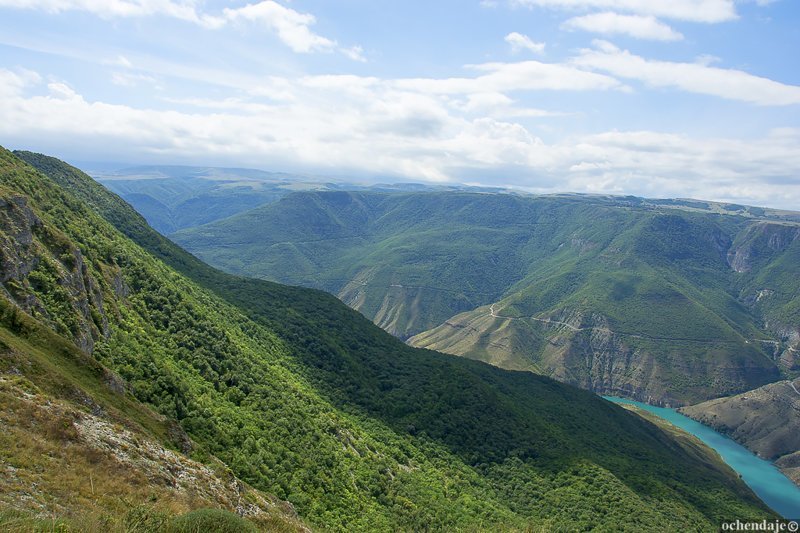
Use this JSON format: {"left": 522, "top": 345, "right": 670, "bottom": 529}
{"left": 2, "top": 147, "right": 777, "bottom": 528}
{"left": 170, "top": 189, "right": 798, "bottom": 405}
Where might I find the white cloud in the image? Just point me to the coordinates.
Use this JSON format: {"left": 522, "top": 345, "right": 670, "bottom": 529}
{"left": 106, "top": 55, "right": 133, "bottom": 69}
{"left": 694, "top": 54, "right": 721, "bottom": 66}
{"left": 0, "top": 0, "right": 221, "bottom": 26}
{"left": 505, "top": 32, "right": 546, "bottom": 54}
{"left": 222, "top": 1, "right": 334, "bottom": 53}
{"left": 573, "top": 41, "right": 800, "bottom": 105}
{"left": 562, "top": 12, "right": 683, "bottom": 41}
{"left": 0, "top": 68, "right": 41, "bottom": 97}
{"left": 558, "top": 129, "right": 800, "bottom": 206}
{"left": 160, "top": 96, "right": 277, "bottom": 114}
{"left": 509, "top": 0, "right": 738, "bottom": 23}
{"left": 3, "top": 67, "right": 799, "bottom": 209}
{"left": 111, "top": 71, "right": 160, "bottom": 88}
{"left": 341, "top": 45, "right": 367, "bottom": 62}
{"left": 0, "top": 0, "right": 365, "bottom": 57}
{"left": 394, "top": 60, "right": 625, "bottom": 94}
{"left": 458, "top": 92, "right": 514, "bottom": 112}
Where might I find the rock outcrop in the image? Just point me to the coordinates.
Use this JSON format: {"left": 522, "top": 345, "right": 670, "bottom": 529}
{"left": 0, "top": 193, "right": 110, "bottom": 353}
{"left": 680, "top": 378, "right": 800, "bottom": 486}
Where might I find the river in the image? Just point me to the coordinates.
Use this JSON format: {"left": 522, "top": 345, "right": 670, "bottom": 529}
{"left": 603, "top": 396, "right": 800, "bottom": 519}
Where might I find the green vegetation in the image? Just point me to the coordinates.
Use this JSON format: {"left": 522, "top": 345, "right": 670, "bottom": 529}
{"left": 167, "top": 508, "right": 258, "bottom": 533}
{"left": 0, "top": 273, "right": 306, "bottom": 532}
{"left": 169, "top": 189, "right": 797, "bottom": 404}
{"left": 2, "top": 148, "right": 778, "bottom": 529}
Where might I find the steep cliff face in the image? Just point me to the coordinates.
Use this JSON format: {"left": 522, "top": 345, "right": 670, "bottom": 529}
{"left": 680, "top": 378, "right": 800, "bottom": 486}
{"left": 729, "top": 222, "right": 800, "bottom": 371}
{"left": 0, "top": 193, "right": 110, "bottom": 352}
{"left": 727, "top": 223, "right": 800, "bottom": 274}
{"left": 410, "top": 303, "right": 779, "bottom": 406}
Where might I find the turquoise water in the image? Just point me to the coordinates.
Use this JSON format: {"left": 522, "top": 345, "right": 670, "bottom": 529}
{"left": 603, "top": 396, "right": 800, "bottom": 519}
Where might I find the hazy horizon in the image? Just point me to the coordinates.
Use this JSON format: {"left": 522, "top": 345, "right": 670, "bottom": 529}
{"left": 1, "top": 0, "right": 799, "bottom": 209}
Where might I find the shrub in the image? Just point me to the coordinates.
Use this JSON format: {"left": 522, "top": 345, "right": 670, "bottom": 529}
{"left": 167, "top": 508, "right": 257, "bottom": 533}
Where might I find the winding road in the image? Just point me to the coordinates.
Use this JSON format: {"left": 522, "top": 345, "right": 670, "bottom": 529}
{"left": 489, "top": 304, "right": 584, "bottom": 332}
{"left": 487, "top": 303, "right": 797, "bottom": 348}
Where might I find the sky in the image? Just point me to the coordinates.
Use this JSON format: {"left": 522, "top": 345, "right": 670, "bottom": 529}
{"left": 0, "top": 0, "right": 799, "bottom": 208}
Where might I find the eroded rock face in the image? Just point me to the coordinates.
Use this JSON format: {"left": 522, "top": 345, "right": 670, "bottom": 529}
{"left": 763, "top": 322, "right": 800, "bottom": 371}
{"left": 727, "top": 222, "right": 800, "bottom": 273}
{"left": 0, "top": 196, "right": 42, "bottom": 283}
{"left": 680, "top": 378, "right": 800, "bottom": 487}
{"left": 0, "top": 374, "right": 308, "bottom": 530}
{"left": 410, "top": 305, "right": 780, "bottom": 406}
{"left": 540, "top": 310, "right": 778, "bottom": 407}
{"left": 0, "top": 193, "right": 110, "bottom": 353}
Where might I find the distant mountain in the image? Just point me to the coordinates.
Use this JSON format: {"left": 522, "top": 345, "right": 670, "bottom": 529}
{"left": 96, "top": 165, "right": 516, "bottom": 235}
{"left": 172, "top": 190, "right": 799, "bottom": 406}
{"left": 95, "top": 165, "right": 315, "bottom": 234}
{"left": 2, "top": 148, "right": 777, "bottom": 528}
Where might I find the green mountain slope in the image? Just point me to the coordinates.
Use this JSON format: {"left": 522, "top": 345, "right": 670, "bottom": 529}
{"left": 0, "top": 311, "right": 308, "bottom": 532}
{"left": 0, "top": 182, "right": 307, "bottom": 531}
{"left": 170, "top": 190, "right": 795, "bottom": 405}
{"left": 3, "top": 148, "right": 778, "bottom": 528}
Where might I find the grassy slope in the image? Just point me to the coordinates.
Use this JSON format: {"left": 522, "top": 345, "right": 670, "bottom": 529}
{"left": 0, "top": 272, "right": 305, "bottom": 532}
{"left": 171, "top": 189, "right": 787, "bottom": 403}
{"left": 6, "top": 149, "right": 777, "bottom": 529}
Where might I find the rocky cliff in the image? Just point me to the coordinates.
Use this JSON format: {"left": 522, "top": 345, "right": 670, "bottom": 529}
{"left": 680, "top": 378, "right": 800, "bottom": 486}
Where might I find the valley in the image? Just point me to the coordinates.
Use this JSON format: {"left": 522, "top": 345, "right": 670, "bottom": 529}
{"left": 606, "top": 397, "right": 800, "bottom": 519}
{"left": 0, "top": 148, "right": 779, "bottom": 528}
{"left": 169, "top": 189, "right": 799, "bottom": 406}
{"left": 680, "top": 378, "right": 800, "bottom": 486}
{"left": 105, "top": 169, "right": 800, "bottom": 502}
{"left": 3, "top": 0, "right": 799, "bottom": 528}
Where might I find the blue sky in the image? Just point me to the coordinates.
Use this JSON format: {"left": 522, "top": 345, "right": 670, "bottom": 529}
{"left": 0, "top": 0, "right": 799, "bottom": 208}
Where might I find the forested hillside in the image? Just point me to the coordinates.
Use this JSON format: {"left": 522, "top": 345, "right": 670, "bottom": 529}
{"left": 0, "top": 148, "right": 777, "bottom": 529}
{"left": 0, "top": 155, "right": 308, "bottom": 530}
{"left": 171, "top": 190, "right": 798, "bottom": 405}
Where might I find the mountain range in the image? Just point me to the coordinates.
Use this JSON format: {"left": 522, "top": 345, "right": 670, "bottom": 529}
{"left": 0, "top": 148, "right": 777, "bottom": 528}
{"left": 170, "top": 190, "right": 800, "bottom": 407}
{"left": 96, "top": 165, "right": 507, "bottom": 235}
